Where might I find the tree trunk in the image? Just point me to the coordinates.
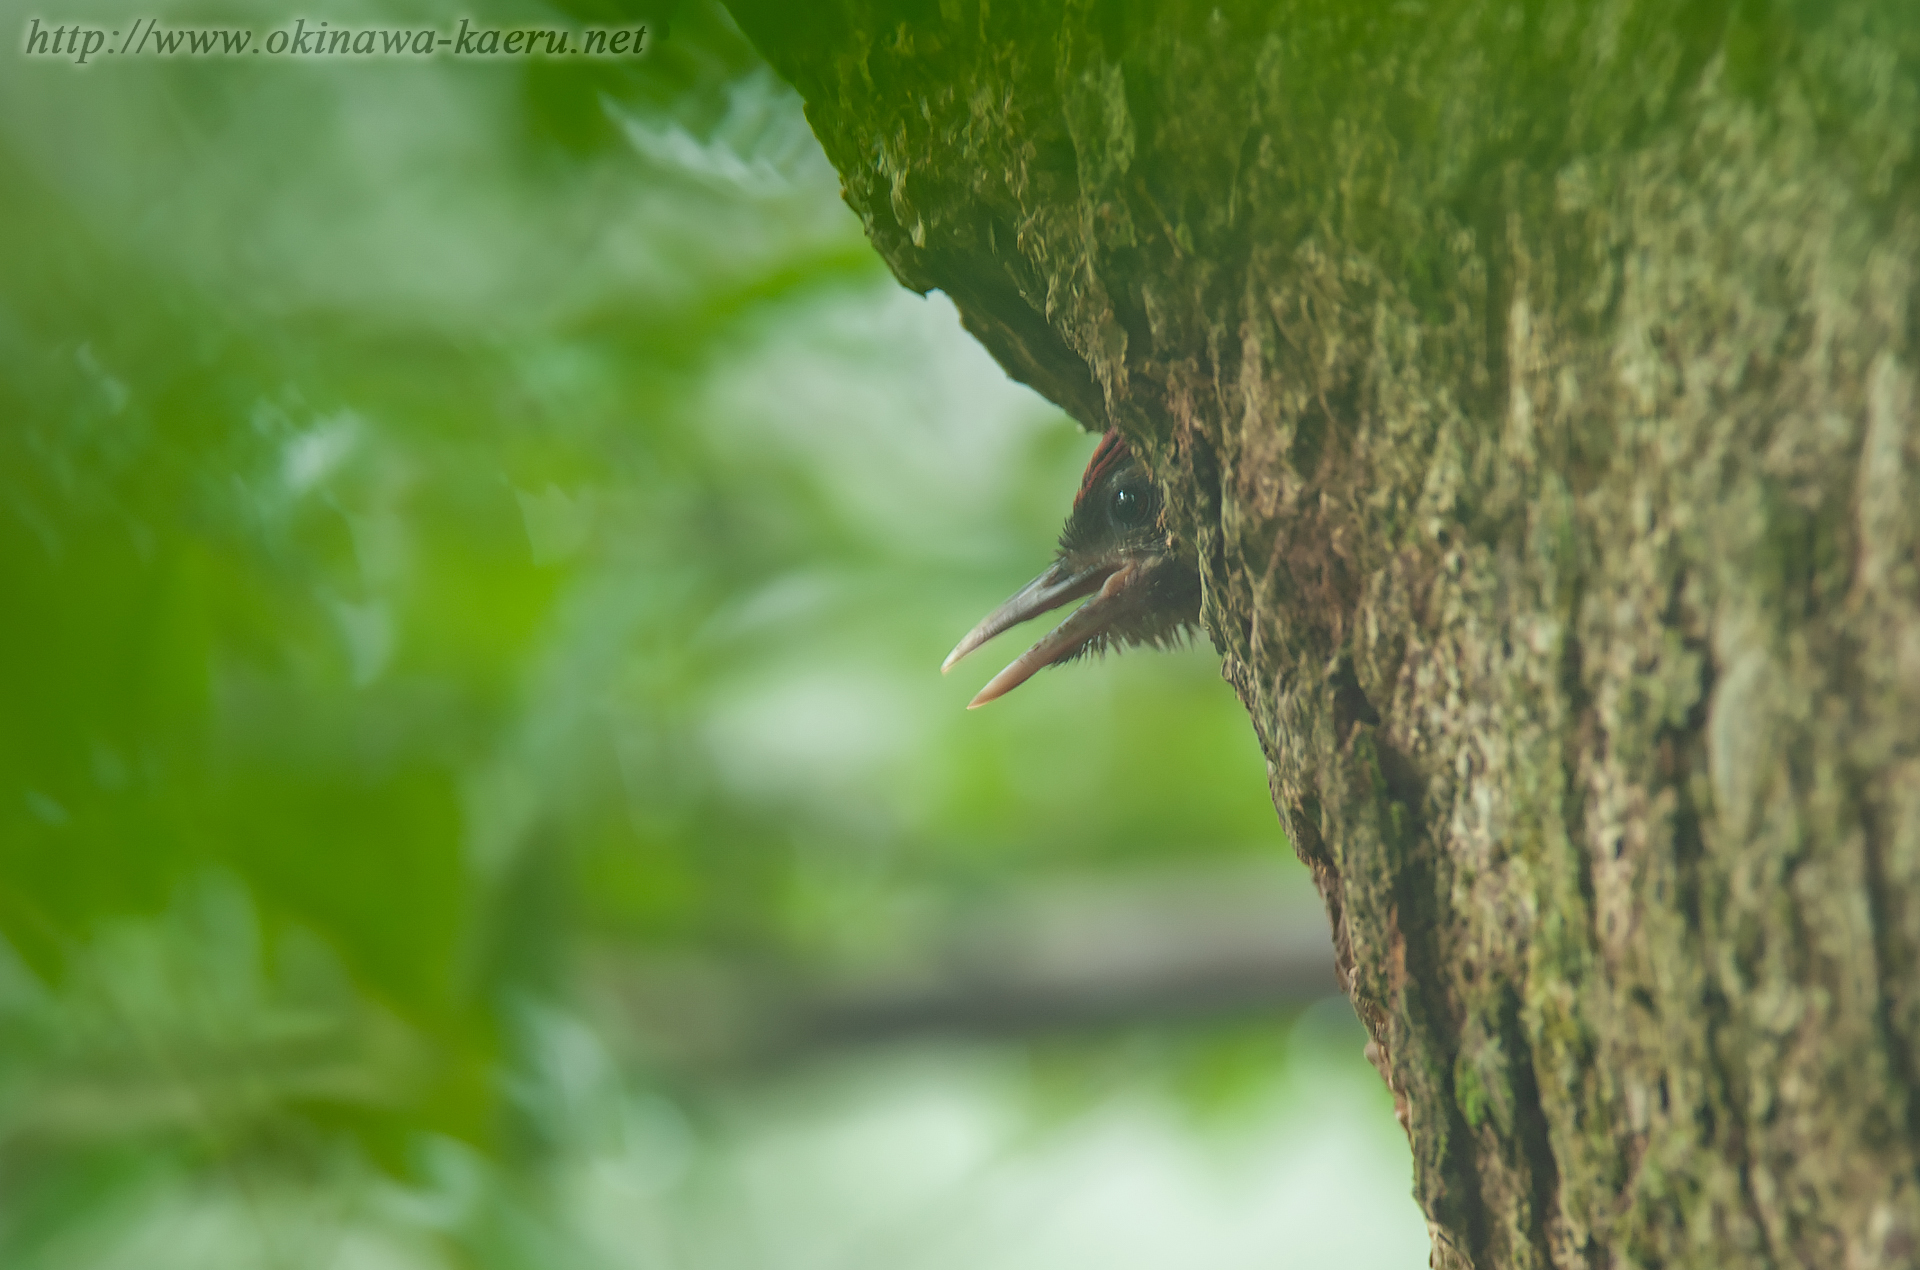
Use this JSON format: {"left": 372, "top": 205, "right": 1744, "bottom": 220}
{"left": 723, "top": 2, "right": 1920, "bottom": 1265}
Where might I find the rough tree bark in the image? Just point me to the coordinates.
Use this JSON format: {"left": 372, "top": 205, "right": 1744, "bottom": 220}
{"left": 723, "top": 2, "right": 1920, "bottom": 1265}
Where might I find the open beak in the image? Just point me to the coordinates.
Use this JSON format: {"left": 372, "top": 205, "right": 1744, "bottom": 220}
{"left": 941, "top": 557, "right": 1150, "bottom": 708}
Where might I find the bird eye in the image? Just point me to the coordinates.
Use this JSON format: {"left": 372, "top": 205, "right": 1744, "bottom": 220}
{"left": 1109, "top": 477, "right": 1155, "bottom": 530}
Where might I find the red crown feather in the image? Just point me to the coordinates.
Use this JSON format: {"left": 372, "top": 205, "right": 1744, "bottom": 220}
{"left": 1072, "top": 430, "right": 1130, "bottom": 511}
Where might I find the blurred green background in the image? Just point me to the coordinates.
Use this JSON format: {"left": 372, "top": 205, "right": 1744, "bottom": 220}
{"left": 0, "top": 1, "right": 1425, "bottom": 1265}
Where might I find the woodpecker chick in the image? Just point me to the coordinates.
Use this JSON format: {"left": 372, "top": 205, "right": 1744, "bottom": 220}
{"left": 942, "top": 430, "right": 1201, "bottom": 707}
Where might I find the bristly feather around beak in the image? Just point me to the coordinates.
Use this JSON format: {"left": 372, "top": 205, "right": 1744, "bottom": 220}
{"left": 942, "top": 431, "right": 1201, "bottom": 707}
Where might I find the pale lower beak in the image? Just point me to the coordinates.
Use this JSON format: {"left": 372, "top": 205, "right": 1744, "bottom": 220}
{"left": 941, "top": 560, "right": 1112, "bottom": 675}
{"left": 942, "top": 557, "right": 1148, "bottom": 708}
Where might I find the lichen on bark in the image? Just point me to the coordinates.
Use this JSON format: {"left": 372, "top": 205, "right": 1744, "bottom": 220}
{"left": 725, "top": 1, "right": 1920, "bottom": 1265}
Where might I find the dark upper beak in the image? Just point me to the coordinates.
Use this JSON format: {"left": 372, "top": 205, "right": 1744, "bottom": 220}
{"left": 941, "top": 555, "right": 1154, "bottom": 708}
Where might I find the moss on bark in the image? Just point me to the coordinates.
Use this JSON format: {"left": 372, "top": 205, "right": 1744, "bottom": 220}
{"left": 726, "top": 1, "right": 1920, "bottom": 1264}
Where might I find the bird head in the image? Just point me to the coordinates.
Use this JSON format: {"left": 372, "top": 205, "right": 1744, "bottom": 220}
{"left": 942, "top": 430, "right": 1201, "bottom": 707}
